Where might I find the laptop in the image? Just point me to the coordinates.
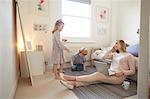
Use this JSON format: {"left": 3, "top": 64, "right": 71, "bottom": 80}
{"left": 94, "top": 61, "right": 110, "bottom": 75}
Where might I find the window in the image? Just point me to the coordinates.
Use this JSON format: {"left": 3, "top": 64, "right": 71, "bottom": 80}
{"left": 61, "top": 0, "right": 91, "bottom": 42}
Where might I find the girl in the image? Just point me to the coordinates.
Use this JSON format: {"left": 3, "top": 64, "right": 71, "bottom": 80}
{"left": 60, "top": 40, "right": 136, "bottom": 89}
{"left": 52, "top": 19, "right": 70, "bottom": 79}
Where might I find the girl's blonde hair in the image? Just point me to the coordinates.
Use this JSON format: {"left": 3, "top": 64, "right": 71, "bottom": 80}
{"left": 79, "top": 47, "right": 87, "bottom": 53}
{"left": 52, "top": 19, "right": 64, "bottom": 34}
{"left": 118, "top": 40, "right": 127, "bottom": 52}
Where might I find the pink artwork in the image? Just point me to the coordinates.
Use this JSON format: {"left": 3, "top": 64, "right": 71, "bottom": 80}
{"left": 96, "top": 7, "right": 109, "bottom": 22}
{"left": 30, "top": 0, "right": 49, "bottom": 16}
{"left": 37, "top": 0, "right": 45, "bottom": 11}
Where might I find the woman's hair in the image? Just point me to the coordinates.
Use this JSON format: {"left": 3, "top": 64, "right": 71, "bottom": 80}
{"left": 118, "top": 40, "right": 127, "bottom": 52}
{"left": 52, "top": 19, "right": 64, "bottom": 34}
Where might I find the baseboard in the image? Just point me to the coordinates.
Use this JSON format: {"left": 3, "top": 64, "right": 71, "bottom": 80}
{"left": 8, "top": 75, "right": 19, "bottom": 99}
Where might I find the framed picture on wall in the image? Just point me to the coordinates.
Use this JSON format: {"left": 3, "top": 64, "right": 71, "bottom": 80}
{"left": 97, "top": 24, "right": 107, "bottom": 35}
{"left": 29, "top": 0, "right": 49, "bottom": 16}
{"left": 96, "top": 6, "right": 109, "bottom": 22}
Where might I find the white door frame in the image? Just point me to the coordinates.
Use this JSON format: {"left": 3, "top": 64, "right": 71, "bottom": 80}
{"left": 138, "top": 0, "right": 149, "bottom": 98}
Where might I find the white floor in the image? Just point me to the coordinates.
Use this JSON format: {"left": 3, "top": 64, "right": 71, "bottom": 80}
{"left": 14, "top": 71, "right": 137, "bottom": 99}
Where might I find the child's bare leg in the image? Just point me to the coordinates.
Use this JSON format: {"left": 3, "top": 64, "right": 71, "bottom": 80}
{"left": 53, "top": 64, "right": 60, "bottom": 79}
{"left": 59, "top": 64, "right": 63, "bottom": 73}
{"left": 53, "top": 64, "right": 57, "bottom": 79}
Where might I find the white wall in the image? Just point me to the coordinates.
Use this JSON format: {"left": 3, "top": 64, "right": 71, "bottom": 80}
{"left": 111, "top": 0, "right": 140, "bottom": 44}
{"left": 0, "top": 0, "right": 18, "bottom": 99}
{"left": 138, "top": 0, "right": 149, "bottom": 98}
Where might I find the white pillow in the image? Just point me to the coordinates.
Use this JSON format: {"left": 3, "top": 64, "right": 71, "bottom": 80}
{"left": 91, "top": 50, "right": 107, "bottom": 60}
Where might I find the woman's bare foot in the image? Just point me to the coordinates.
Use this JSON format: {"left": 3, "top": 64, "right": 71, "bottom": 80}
{"left": 59, "top": 73, "right": 76, "bottom": 81}
{"left": 60, "top": 80, "right": 75, "bottom": 90}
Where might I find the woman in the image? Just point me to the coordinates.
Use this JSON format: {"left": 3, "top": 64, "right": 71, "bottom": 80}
{"left": 52, "top": 19, "right": 70, "bottom": 79}
{"left": 60, "top": 40, "right": 136, "bottom": 89}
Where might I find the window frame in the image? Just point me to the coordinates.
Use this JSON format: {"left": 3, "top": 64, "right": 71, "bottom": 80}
{"left": 61, "top": 0, "right": 94, "bottom": 43}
